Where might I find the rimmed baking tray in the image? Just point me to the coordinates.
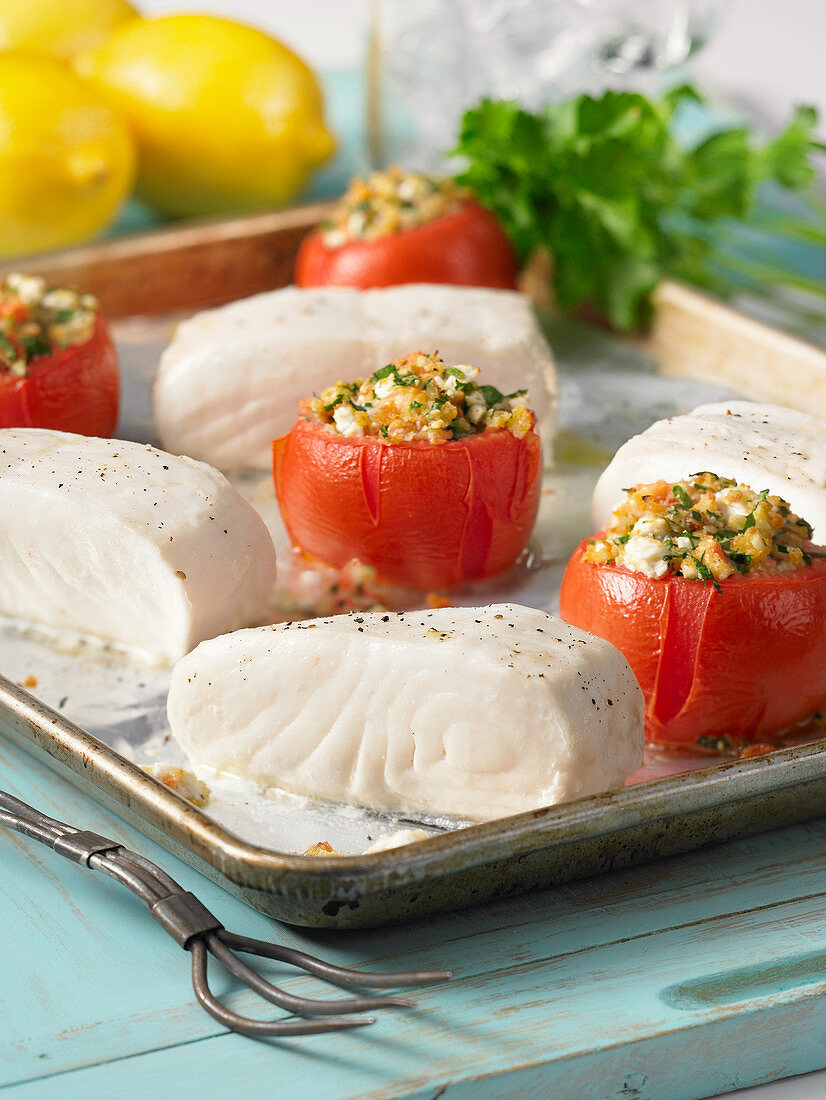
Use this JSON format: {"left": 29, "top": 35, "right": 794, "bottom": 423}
{"left": 2, "top": 208, "right": 826, "bottom": 929}
{"left": 3, "top": 673, "right": 826, "bottom": 928}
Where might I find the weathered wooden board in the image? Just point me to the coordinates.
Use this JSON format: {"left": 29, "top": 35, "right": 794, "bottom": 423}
{"left": 2, "top": 732, "right": 825, "bottom": 1099}
{"left": 0, "top": 204, "right": 332, "bottom": 319}
{"left": 1, "top": 210, "right": 824, "bottom": 419}
{"left": 648, "top": 280, "right": 826, "bottom": 416}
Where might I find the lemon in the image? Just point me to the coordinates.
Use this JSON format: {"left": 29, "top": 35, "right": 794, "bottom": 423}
{"left": 0, "top": 0, "right": 139, "bottom": 61}
{"left": 0, "top": 54, "right": 135, "bottom": 259}
{"left": 75, "top": 15, "right": 336, "bottom": 218}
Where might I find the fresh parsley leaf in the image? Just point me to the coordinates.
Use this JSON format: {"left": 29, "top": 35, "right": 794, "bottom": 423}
{"left": 0, "top": 333, "right": 16, "bottom": 361}
{"left": 697, "top": 734, "right": 734, "bottom": 753}
{"left": 452, "top": 91, "right": 822, "bottom": 331}
{"left": 691, "top": 554, "right": 721, "bottom": 592}
{"left": 480, "top": 384, "right": 504, "bottom": 407}
{"left": 729, "top": 552, "right": 752, "bottom": 574}
{"left": 21, "top": 334, "right": 50, "bottom": 359}
{"left": 672, "top": 484, "right": 692, "bottom": 509}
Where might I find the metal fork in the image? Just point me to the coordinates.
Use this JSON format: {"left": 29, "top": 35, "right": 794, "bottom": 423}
{"left": 0, "top": 789, "right": 451, "bottom": 1037}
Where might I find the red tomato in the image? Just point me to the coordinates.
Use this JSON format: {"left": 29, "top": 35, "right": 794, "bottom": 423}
{"left": 559, "top": 537, "right": 826, "bottom": 746}
{"left": 273, "top": 418, "right": 541, "bottom": 590}
{"left": 295, "top": 201, "right": 518, "bottom": 290}
{"left": 0, "top": 314, "right": 119, "bottom": 436}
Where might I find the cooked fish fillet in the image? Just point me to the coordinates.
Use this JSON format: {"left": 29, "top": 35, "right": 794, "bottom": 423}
{"left": 167, "top": 603, "right": 643, "bottom": 822}
{"left": 592, "top": 401, "right": 826, "bottom": 538}
{"left": 154, "top": 284, "right": 558, "bottom": 470}
{"left": 0, "top": 429, "right": 276, "bottom": 659}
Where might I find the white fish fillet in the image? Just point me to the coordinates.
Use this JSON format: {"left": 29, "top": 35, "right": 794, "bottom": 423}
{"left": 167, "top": 604, "right": 643, "bottom": 822}
{"left": 0, "top": 429, "right": 276, "bottom": 660}
{"left": 592, "top": 401, "right": 826, "bottom": 538}
{"left": 153, "top": 284, "right": 558, "bottom": 470}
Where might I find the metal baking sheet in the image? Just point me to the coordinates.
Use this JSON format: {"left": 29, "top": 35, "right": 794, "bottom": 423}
{"left": 2, "top": 308, "right": 826, "bottom": 928}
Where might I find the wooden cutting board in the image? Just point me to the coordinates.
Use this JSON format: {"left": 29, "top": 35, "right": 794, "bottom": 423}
{"left": 2, "top": 205, "right": 825, "bottom": 417}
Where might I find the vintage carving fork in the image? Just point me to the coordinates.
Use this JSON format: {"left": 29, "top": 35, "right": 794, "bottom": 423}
{"left": 0, "top": 789, "right": 451, "bottom": 1037}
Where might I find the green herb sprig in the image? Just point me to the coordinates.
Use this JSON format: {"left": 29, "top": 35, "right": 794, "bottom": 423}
{"left": 452, "top": 88, "right": 823, "bottom": 331}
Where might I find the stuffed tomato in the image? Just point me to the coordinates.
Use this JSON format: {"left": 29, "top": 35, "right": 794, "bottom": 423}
{"left": 295, "top": 167, "right": 518, "bottom": 290}
{"left": 0, "top": 273, "right": 119, "bottom": 436}
{"left": 559, "top": 473, "right": 826, "bottom": 746}
{"left": 273, "top": 351, "right": 541, "bottom": 590}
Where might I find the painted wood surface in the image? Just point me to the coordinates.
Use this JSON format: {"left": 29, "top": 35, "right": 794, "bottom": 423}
{"left": 2, "top": 733, "right": 826, "bottom": 1099}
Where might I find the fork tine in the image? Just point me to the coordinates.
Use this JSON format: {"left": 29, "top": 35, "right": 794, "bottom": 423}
{"left": 190, "top": 941, "right": 374, "bottom": 1037}
{"left": 218, "top": 930, "right": 453, "bottom": 989}
{"left": 207, "top": 934, "right": 411, "bottom": 1015}
{"left": 0, "top": 788, "right": 450, "bottom": 1042}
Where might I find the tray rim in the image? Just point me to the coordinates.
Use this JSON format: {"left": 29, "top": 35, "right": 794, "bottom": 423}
{"left": 3, "top": 672, "right": 826, "bottom": 898}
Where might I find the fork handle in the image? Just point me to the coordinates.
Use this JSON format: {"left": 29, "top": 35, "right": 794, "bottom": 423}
{"left": 0, "top": 789, "right": 226, "bottom": 947}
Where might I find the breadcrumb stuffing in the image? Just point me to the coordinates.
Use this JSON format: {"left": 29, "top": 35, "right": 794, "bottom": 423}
{"left": 320, "top": 167, "right": 472, "bottom": 246}
{"left": 584, "top": 472, "right": 820, "bottom": 583}
{"left": 0, "top": 273, "right": 98, "bottom": 376}
{"left": 142, "top": 764, "right": 210, "bottom": 807}
{"left": 302, "top": 840, "right": 342, "bottom": 857}
{"left": 303, "top": 351, "right": 533, "bottom": 444}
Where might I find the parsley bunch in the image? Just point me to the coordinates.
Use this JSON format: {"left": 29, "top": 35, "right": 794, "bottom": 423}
{"left": 452, "top": 87, "right": 823, "bottom": 331}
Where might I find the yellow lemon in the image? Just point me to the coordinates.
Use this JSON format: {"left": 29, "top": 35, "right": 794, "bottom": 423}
{"left": 0, "top": 0, "right": 139, "bottom": 61}
{"left": 75, "top": 14, "right": 336, "bottom": 218}
{"left": 0, "top": 54, "right": 135, "bottom": 259}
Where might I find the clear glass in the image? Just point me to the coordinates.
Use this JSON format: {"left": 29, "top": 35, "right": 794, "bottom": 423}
{"left": 366, "top": 0, "right": 723, "bottom": 170}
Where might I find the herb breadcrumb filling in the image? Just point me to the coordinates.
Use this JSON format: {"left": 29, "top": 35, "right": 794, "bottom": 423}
{"left": 0, "top": 273, "right": 98, "bottom": 377}
{"left": 320, "top": 167, "right": 472, "bottom": 247}
{"left": 584, "top": 473, "right": 822, "bottom": 587}
{"left": 302, "top": 351, "right": 533, "bottom": 444}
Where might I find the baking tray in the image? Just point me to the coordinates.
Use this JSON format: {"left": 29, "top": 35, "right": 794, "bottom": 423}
{"left": 2, "top": 207, "right": 826, "bottom": 929}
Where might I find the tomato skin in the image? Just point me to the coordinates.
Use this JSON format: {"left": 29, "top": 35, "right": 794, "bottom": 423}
{"left": 559, "top": 536, "right": 826, "bottom": 746}
{"left": 0, "top": 315, "right": 119, "bottom": 436}
{"left": 273, "top": 418, "right": 541, "bottom": 590}
{"left": 295, "top": 201, "right": 519, "bottom": 290}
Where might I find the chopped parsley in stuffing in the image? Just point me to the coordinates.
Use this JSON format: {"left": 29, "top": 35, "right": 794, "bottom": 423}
{"left": 584, "top": 473, "right": 821, "bottom": 585}
{"left": 302, "top": 351, "right": 533, "bottom": 444}
{"left": 320, "top": 167, "right": 472, "bottom": 247}
{"left": 0, "top": 273, "right": 98, "bottom": 376}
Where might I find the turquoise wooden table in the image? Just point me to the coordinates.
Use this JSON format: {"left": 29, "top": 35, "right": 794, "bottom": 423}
{"left": 3, "top": 729, "right": 826, "bottom": 1100}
